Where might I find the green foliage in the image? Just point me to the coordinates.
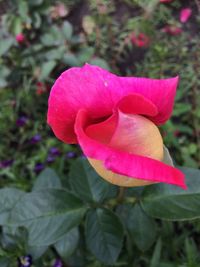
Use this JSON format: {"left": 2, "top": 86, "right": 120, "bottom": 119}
{"left": 0, "top": 160, "right": 200, "bottom": 266}
{"left": 141, "top": 167, "right": 200, "bottom": 220}
{"left": 150, "top": 238, "right": 162, "bottom": 267}
{"left": 0, "top": 188, "right": 25, "bottom": 225}
{"left": 85, "top": 208, "right": 124, "bottom": 264}
{"left": 54, "top": 227, "right": 79, "bottom": 261}
{"left": 0, "top": 0, "right": 200, "bottom": 266}
{"left": 10, "top": 189, "right": 86, "bottom": 246}
{"left": 32, "top": 167, "right": 62, "bottom": 190}
{"left": 127, "top": 203, "right": 157, "bottom": 251}
{"left": 69, "top": 158, "right": 112, "bottom": 203}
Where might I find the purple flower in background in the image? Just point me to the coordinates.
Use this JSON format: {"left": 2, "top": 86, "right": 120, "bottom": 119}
{"left": 46, "top": 147, "right": 61, "bottom": 164}
{"left": 16, "top": 116, "right": 28, "bottom": 127}
{"left": 18, "top": 255, "right": 32, "bottom": 267}
{"left": 53, "top": 259, "right": 63, "bottom": 267}
{"left": 34, "top": 163, "right": 44, "bottom": 173}
{"left": 30, "top": 134, "right": 42, "bottom": 144}
{"left": 65, "top": 151, "right": 77, "bottom": 159}
{"left": 46, "top": 155, "right": 55, "bottom": 164}
{"left": 49, "top": 147, "right": 60, "bottom": 156}
{"left": 0, "top": 159, "right": 14, "bottom": 169}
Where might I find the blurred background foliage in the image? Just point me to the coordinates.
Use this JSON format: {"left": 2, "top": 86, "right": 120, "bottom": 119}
{"left": 0, "top": 0, "right": 200, "bottom": 266}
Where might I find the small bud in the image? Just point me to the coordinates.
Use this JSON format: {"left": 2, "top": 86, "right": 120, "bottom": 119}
{"left": 16, "top": 33, "right": 25, "bottom": 44}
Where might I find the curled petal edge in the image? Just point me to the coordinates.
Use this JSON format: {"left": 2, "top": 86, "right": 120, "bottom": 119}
{"left": 75, "top": 109, "right": 186, "bottom": 189}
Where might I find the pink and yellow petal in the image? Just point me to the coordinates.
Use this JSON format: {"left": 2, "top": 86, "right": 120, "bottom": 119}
{"left": 75, "top": 109, "right": 186, "bottom": 188}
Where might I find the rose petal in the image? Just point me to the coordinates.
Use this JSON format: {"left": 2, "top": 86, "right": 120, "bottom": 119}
{"left": 119, "top": 75, "right": 179, "bottom": 124}
{"left": 86, "top": 93, "right": 158, "bottom": 144}
{"left": 48, "top": 64, "right": 122, "bottom": 143}
{"left": 109, "top": 112, "right": 164, "bottom": 160}
{"left": 75, "top": 109, "right": 186, "bottom": 188}
{"left": 87, "top": 109, "right": 164, "bottom": 162}
{"left": 47, "top": 64, "right": 178, "bottom": 143}
{"left": 116, "top": 93, "right": 158, "bottom": 116}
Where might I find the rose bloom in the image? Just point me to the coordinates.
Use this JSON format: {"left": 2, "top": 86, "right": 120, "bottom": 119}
{"left": 131, "top": 33, "right": 150, "bottom": 48}
{"left": 47, "top": 64, "right": 185, "bottom": 188}
{"left": 180, "top": 8, "right": 192, "bottom": 23}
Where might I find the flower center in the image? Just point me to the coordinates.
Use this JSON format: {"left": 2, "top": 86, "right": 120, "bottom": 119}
{"left": 109, "top": 113, "right": 164, "bottom": 161}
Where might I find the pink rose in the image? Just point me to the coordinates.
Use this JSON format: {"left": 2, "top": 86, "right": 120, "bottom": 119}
{"left": 47, "top": 64, "right": 185, "bottom": 188}
{"left": 16, "top": 33, "right": 25, "bottom": 44}
{"left": 131, "top": 33, "right": 150, "bottom": 48}
{"left": 180, "top": 8, "right": 192, "bottom": 23}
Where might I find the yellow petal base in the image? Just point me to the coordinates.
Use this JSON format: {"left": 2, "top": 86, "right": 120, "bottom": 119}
{"left": 88, "top": 115, "right": 164, "bottom": 187}
{"left": 88, "top": 158, "right": 155, "bottom": 187}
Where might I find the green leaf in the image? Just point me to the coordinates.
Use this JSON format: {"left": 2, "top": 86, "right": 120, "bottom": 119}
{"left": 12, "top": 17, "right": 23, "bottom": 35}
{"left": 85, "top": 208, "right": 124, "bottom": 264}
{"left": 40, "top": 33, "right": 56, "bottom": 47}
{"left": 0, "top": 188, "right": 25, "bottom": 214}
{"left": 27, "top": 245, "right": 48, "bottom": 260}
{"left": 1, "top": 226, "right": 19, "bottom": 248}
{"left": 44, "top": 46, "right": 65, "bottom": 61}
{"left": 0, "top": 66, "right": 10, "bottom": 79}
{"left": 185, "top": 238, "right": 199, "bottom": 265}
{"left": 69, "top": 158, "right": 111, "bottom": 203}
{"left": 90, "top": 58, "right": 110, "bottom": 70}
{"left": 9, "top": 189, "right": 87, "bottom": 246}
{"left": 141, "top": 167, "right": 200, "bottom": 220}
{"left": 33, "top": 168, "right": 61, "bottom": 191}
{"left": 28, "top": 0, "right": 43, "bottom": 5}
{"left": 54, "top": 227, "right": 79, "bottom": 260}
{"left": 40, "top": 60, "right": 56, "bottom": 80}
{"left": 127, "top": 204, "right": 157, "bottom": 251}
{"left": 62, "top": 53, "right": 81, "bottom": 66}
{"left": 32, "top": 12, "right": 42, "bottom": 29}
{"left": 18, "top": 0, "right": 29, "bottom": 20}
{"left": 0, "top": 188, "right": 25, "bottom": 225}
{"left": 77, "top": 47, "right": 94, "bottom": 63}
{"left": 0, "top": 258, "right": 10, "bottom": 267}
{"left": 0, "top": 38, "right": 14, "bottom": 56}
{"left": 150, "top": 238, "right": 162, "bottom": 267}
{"left": 62, "top": 21, "right": 73, "bottom": 40}
{"left": 67, "top": 248, "right": 86, "bottom": 267}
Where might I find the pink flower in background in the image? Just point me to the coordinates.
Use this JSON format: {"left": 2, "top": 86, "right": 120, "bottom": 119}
{"left": 160, "top": 0, "right": 173, "bottom": 3}
{"left": 36, "top": 82, "right": 47, "bottom": 95}
{"left": 131, "top": 33, "right": 150, "bottom": 48}
{"left": 16, "top": 33, "right": 25, "bottom": 44}
{"left": 47, "top": 64, "right": 185, "bottom": 188}
{"left": 162, "top": 25, "right": 182, "bottom": 35}
{"left": 180, "top": 8, "right": 192, "bottom": 23}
